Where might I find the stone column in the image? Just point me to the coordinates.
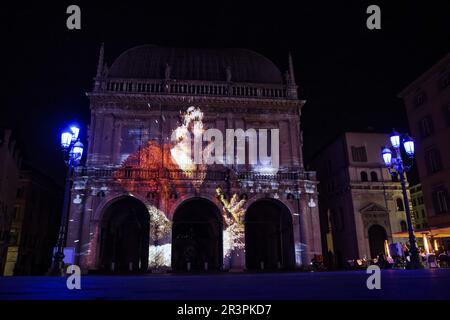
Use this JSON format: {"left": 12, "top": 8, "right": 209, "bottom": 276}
{"left": 66, "top": 193, "right": 83, "bottom": 265}
{"left": 100, "top": 114, "right": 114, "bottom": 165}
{"left": 291, "top": 201, "right": 303, "bottom": 268}
{"left": 288, "top": 118, "right": 301, "bottom": 167}
{"left": 111, "top": 120, "right": 122, "bottom": 165}
{"left": 77, "top": 195, "right": 96, "bottom": 274}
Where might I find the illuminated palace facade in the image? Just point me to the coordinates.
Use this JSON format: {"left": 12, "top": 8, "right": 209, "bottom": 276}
{"left": 66, "top": 45, "right": 322, "bottom": 273}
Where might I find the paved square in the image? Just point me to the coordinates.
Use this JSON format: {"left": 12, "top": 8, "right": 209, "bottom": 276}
{"left": 1, "top": 269, "right": 449, "bottom": 300}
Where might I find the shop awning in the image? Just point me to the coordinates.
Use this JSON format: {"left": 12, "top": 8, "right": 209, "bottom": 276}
{"left": 392, "top": 226, "right": 450, "bottom": 238}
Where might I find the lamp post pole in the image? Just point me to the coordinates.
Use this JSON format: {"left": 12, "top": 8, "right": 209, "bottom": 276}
{"left": 382, "top": 131, "right": 423, "bottom": 269}
{"left": 397, "top": 156, "right": 422, "bottom": 269}
{"left": 50, "top": 165, "right": 73, "bottom": 275}
{"left": 49, "top": 124, "right": 84, "bottom": 276}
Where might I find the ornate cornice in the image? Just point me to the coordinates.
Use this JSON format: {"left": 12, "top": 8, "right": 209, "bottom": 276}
{"left": 87, "top": 92, "right": 304, "bottom": 115}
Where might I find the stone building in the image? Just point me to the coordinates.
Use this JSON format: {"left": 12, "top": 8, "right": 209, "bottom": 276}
{"left": 0, "top": 129, "right": 21, "bottom": 275}
{"left": 3, "top": 166, "right": 61, "bottom": 275}
{"left": 409, "top": 184, "right": 428, "bottom": 230}
{"left": 66, "top": 45, "right": 322, "bottom": 273}
{"left": 310, "top": 132, "right": 408, "bottom": 268}
{"left": 398, "top": 53, "right": 450, "bottom": 250}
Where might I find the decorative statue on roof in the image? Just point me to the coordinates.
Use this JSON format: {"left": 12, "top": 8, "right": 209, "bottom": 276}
{"left": 165, "top": 63, "right": 171, "bottom": 80}
{"left": 226, "top": 66, "right": 232, "bottom": 82}
{"left": 284, "top": 70, "right": 291, "bottom": 85}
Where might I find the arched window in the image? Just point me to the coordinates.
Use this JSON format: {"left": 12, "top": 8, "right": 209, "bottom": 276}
{"left": 360, "top": 171, "right": 368, "bottom": 182}
{"left": 396, "top": 198, "right": 405, "bottom": 211}
{"left": 370, "top": 171, "right": 378, "bottom": 182}
{"left": 400, "top": 220, "right": 407, "bottom": 232}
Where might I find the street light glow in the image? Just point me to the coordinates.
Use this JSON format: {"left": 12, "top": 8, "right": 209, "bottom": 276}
{"left": 61, "top": 130, "right": 73, "bottom": 149}
{"left": 71, "top": 141, "right": 84, "bottom": 161}
{"left": 390, "top": 132, "right": 401, "bottom": 148}
{"left": 381, "top": 147, "right": 392, "bottom": 166}
{"left": 70, "top": 125, "right": 80, "bottom": 141}
{"left": 403, "top": 136, "right": 415, "bottom": 157}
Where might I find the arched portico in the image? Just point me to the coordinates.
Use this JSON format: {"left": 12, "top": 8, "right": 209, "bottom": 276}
{"left": 97, "top": 196, "right": 150, "bottom": 273}
{"left": 171, "top": 197, "right": 223, "bottom": 272}
{"left": 245, "top": 198, "right": 295, "bottom": 270}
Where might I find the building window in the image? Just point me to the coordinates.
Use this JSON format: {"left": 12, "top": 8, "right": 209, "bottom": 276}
{"left": 418, "top": 116, "right": 434, "bottom": 138}
{"left": 438, "top": 72, "right": 450, "bottom": 90}
{"left": 425, "top": 148, "right": 443, "bottom": 174}
{"left": 9, "top": 229, "right": 17, "bottom": 246}
{"left": 400, "top": 220, "right": 407, "bottom": 232}
{"left": 391, "top": 174, "right": 399, "bottom": 182}
{"left": 412, "top": 199, "right": 417, "bottom": 206}
{"left": 414, "top": 92, "right": 427, "bottom": 107}
{"left": 360, "top": 171, "right": 368, "bottom": 182}
{"left": 396, "top": 198, "right": 405, "bottom": 211}
{"left": 351, "top": 146, "right": 367, "bottom": 162}
{"left": 16, "top": 187, "right": 24, "bottom": 199}
{"left": 444, "top": 103, "right": 450, "bottom": 126}
{"left": 421, "top": 209, "right": 426, "bottom": 219}
{"left": 370, "top": 171, "right": 378, "bottom": 182}
{"left": 433, "top": 187, "right": 449, "bottom": 214}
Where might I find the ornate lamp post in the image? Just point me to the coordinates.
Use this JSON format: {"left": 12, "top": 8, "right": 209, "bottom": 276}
{"left": 381, "top": 130, "right": 423, "bottom": 269}
{"left": 49, "top": 124, "right": 84, "bottom": 275}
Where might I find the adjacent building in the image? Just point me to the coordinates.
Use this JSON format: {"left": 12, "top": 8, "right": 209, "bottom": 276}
{"left": 66, "top": 45, "right": 322, "bottom": 273}
{"left": 409, "top": 184, "right": 428, "bottom": 230}
{"left": 399, "top": 53, "right": 450, "bottom": 250}
{"left": 3, "top": 166, "right": 62, "bottom": 275}
{"left": 0, "top": 129, "right": 22, "bottom": 275}
{"left": 310, "top": 132, "right": 409, "bottom": 268}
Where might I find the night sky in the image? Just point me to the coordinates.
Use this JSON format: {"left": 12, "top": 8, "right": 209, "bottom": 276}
{"left": 1, "top": 1, "right": 449, "bottom": 185}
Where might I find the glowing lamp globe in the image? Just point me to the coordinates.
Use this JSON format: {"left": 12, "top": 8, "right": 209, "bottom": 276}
{"left": 61, "top": 130, "right": 73, "bottom": 149}
{"left": 70, "top": 125, "right": 80, "bottom": 141}
{"left": 382, "top": 147, "right": 392, "bottom": 166}
{"left": 71, "top": 141, "right": 84, "bottom": 161}
{"left": 403, "top": 136, "right": 415, "bottom": 157}
{"left": 390, "top": 132, "right": 401, "bottom": 149}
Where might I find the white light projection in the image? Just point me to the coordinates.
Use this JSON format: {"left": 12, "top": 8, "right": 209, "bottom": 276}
{"left": 216, "top": 187, "right": 246, "bottom": 260}
{"left": 148, "top": 206, "right": 172, "bottom": 269}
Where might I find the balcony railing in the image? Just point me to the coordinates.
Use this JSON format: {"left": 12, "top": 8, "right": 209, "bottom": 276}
{"left": 100, "top": 78, "right": 289, "bottom": 99}
{"left": 74, "top": 167, "right": 316, "bottom": 182}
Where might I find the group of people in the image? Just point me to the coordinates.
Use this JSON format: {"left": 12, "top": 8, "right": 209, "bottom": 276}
{"left": 374, "top": 245, "right": 450, "bottom": 269}
{"left": 418, "top": 247, "right": 449, "bottom": 268}
{"left": 309, "top": 245, "right": 450, "bottom": 271}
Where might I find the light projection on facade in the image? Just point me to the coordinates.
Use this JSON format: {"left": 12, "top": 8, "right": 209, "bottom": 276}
{"left": 67, "top": 45, "right": 323, "bottom": 273}
{"left": 148, "top": 206, "right": 172, "bottom": 269}
{"left": 216, "top": 187, "right": 246, "bottom": 260}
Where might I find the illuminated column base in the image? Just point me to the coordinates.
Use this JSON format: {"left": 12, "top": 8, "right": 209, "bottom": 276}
{"left": 227, "top": 247, "right": 245, "bottom": 272}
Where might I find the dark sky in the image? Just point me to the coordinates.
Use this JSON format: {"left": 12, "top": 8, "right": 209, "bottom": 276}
{"left": 1, "top": 1, "right": 449, "bottom": 185}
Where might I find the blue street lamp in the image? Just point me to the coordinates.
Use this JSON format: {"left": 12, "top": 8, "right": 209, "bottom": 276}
{"left": 50, "top": 123, "right": 84, "bottom": 275}
{"left": 381, "top": 130, "right": 423, "bottom": 269}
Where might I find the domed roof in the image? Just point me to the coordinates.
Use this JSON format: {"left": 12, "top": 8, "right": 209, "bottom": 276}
{"left": 108, "top": 45, "right": 283, "bottom": 84}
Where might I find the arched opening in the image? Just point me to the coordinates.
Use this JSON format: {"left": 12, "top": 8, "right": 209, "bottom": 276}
{"left": 245, "top": 199, "right": 295, "bottom": 270}
{"left": 370, "top": 171, "right": 378, "bottom": 182}
{"left": 360, "top": 171, "right": 368, "bottom": 182}
{"left": 172, "top": 198, "right": 222, "bottom": 272}
{"left": 98, "top": 197, "right": 149, "bottom": 273}
{"left": 396, "top": 198, "right": 405, "bottom": 211}
{"left": 368, "top": 224, "right": 387, "bottom": 259}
